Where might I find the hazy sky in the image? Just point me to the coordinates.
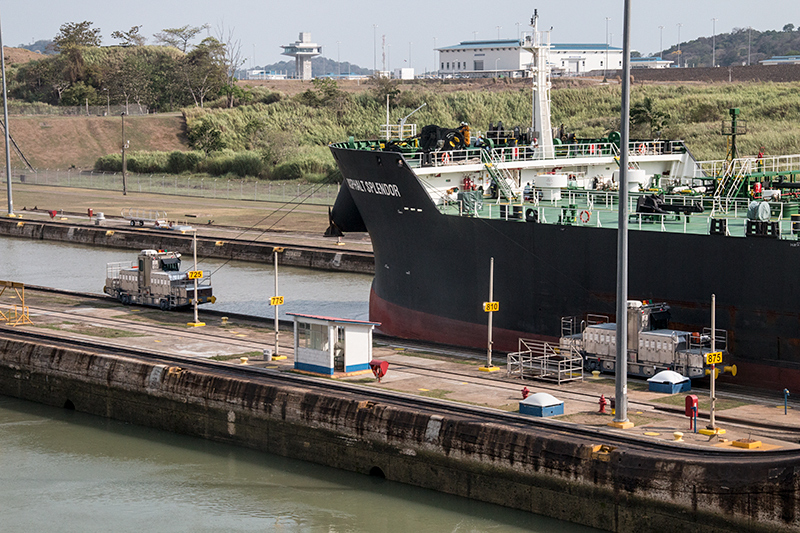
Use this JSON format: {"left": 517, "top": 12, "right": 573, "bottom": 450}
{"left": 2, "top": 1, "right": 798, "bottom": 71}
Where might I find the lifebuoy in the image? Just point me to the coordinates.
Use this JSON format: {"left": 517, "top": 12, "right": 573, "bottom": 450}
{"left": 580, "top": 210, "right": 591, "bottom": 223}
{"left": 637, "top": 143, "right": 646, "bottom": 154}
{"left": 441, "top": 152, "right": 451, "bottom": 164}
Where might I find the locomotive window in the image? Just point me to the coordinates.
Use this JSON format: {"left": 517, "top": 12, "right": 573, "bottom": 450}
{"left": 161, "top": 258, "right": 181, "bottom": 272}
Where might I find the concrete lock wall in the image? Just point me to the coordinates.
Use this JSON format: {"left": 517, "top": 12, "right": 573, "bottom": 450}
{"left": 0, "top": 219, "right": 375, "bottom": 274}
{"left": 0, "top": 337, "right": 798, "bottom": 533}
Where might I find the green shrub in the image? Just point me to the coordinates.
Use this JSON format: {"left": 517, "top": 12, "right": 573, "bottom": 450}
{"left": 126, "top": 151, "right": 169, "bottom": 174}
{"left": 166, "top": 151, "right": 203, "bottom": 173}
{"left": 94, "top": 153, "right": 122, "bottom": 172}
{"left": 196, "top": 150, "right": 265, "bottom": 177}
{"left": 271, "top": 153, "right": 336, "bottom": 181}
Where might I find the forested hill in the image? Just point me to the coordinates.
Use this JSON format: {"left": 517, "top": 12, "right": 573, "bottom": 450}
{"left": 656, "top": 25, "right": 800, "bottom": 67}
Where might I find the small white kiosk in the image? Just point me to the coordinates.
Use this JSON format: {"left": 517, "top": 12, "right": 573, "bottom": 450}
{"left": 288, "top": 313, "right": 380, "bottom": 375}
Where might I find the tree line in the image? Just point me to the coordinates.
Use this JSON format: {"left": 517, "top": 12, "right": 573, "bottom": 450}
{"left": 10, "top": 21, "right": 246, "bottom": 111}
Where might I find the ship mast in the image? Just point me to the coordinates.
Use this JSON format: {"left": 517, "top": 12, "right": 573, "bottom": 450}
{"left": 523, "top": 10, "right": 553, "bottom": 157}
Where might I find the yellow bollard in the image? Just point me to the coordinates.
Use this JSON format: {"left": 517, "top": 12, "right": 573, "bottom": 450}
{"left": 673, "top": 432, "right": 684, "bottom": 442}
{"left": 240, "top": 357, "right": 249, "bottom": 365}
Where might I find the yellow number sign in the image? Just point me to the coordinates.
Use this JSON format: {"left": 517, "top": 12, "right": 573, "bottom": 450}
{"left": 187, "top": 270, "right": 203, "bottom": 280}
{"left": 270, "top": 296, "right": 285, "bottom": 306}
{"left": 705, "top": 351, "right": 723, "bottom": 365}
{"left": 483, "top": 301, "right": 499, "bottom": 312}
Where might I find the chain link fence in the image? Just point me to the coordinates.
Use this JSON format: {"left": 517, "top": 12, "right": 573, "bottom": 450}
{"left": 13, "top": 169, "right": 339, "bottom": 206}
{"left": 8, "top": 104, "right": 150, "bottom": 117}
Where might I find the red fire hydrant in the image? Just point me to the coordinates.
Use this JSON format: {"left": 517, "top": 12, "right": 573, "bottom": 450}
{"left": 598, "top": 394, "right": 608, "bottom": 414}
{"left": 521, "top": 387, "right": 530, "bottom": 399}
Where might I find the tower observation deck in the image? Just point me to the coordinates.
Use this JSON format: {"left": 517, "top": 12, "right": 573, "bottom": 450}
{"left": 281, "top": 33, "right": 322, "bottom": 80}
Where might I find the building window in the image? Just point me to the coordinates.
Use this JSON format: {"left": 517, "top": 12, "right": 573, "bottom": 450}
{"left": 474, "top": 60, "right": 484, "bottom": 70}
{"left": 441, "top": 62, "right": 444, "bottom": 69}
{"left": 446, "top": 62, "right": 450, "bottom": 69}
{"left": 600, "top": 61, "right": 603, "bottom": 66}
{"left": 297, "top": 322, "right": 327, "bottom": 350}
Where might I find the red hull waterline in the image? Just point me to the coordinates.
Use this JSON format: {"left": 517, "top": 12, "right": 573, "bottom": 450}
{"left": 370, "top": 288, "right": 800, "bottom": 391}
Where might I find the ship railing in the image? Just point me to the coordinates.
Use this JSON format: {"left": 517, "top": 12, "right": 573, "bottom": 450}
{"left": 380, "top": 123, "right": 417, "bottom": 140}
{"left": 625, "top": 140, "right": 687, "bottom": 157}
{"left": 106, "top": 261, "right": 133, "bottom": 279}
{"left": 699, "top": 154, "right": 800, "bottom": 181}
{"left": 687, "top": 328, "right": 728, "bottom": 352}
{"left": 404, "top": 142, "right": 621, "bottom": 169}
{"left": 507, "top": 338, "right": 584, "bottom": 384}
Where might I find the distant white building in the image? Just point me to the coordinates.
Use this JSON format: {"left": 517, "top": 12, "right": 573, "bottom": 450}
{"left": 245, "top": 69, "right": 287, "bottom": 80}
{"left": 281, "top": 32, "right": 322, "bottom": 80}
{"left": 393, "top": 67, "right": 415, "bottom": 80}
{"left": 631, "top": 56, "right": 673, "bottom": 69}
{"left": 436, "top": 39, "right": 623, "bottom": 77}
{"left": 760, "top": 55, "right": 800, "bottom": 65}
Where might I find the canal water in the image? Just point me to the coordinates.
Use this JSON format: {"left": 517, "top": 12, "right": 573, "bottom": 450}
{"left": 0, "top": 236, "right": 371, "bottom": 320}
{"left": 0, "top": 236, "right": 599, "bottom": 532}
{"left": 0, "top": 397, "right": 600, "bottom": 533}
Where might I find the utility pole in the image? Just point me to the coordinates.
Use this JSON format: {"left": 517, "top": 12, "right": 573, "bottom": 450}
{"left": 677, "top": 23, "right": 683, "bottom": 67}
{"left": 708, "top": 294, "right": 718, "bottom": 430}
{"left": 274, "top": 248, "right": 280, "bottom": 356}
{"left": 121, "top": 112, "right": 127, "bottom": 196}
{"left": 658, "top": 25, "right": 664, "bottom": 58}
{"left": 480, "top": 257, "right": 499, "bottom": 372}
{"left": 373, "top": 24, "right": 377, "bottom": 75}
{"left": 748, "top": 27, "right": 752, "bottom": 65}
{"left": 1, "top": 10, "right": 13, "bottom": 217}
{"left": 711, "top": 18, "right": 717, "bottom": 67}
{"left": 605, "top": 17, "right": 610, "bottom": 78}
{"left": 433, "top": 37, "right": 437, "bottom": 77}
{"left": 612, "top": 0, "right": 634, "bottom": 430}
{"left": 187, "top": 231, "right": 204, "bottom": 327}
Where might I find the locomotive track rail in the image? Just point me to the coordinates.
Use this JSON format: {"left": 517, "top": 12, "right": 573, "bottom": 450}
{"left": 2, "top": 326, "right": 799, "bottom": 460}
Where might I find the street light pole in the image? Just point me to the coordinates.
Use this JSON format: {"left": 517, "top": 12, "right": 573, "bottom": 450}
{"left": 605, "top": 17, "right": 610, "bottom": 78}
{"left": 433, "top": 37, "right": 437, "bottom": 77}
{"left": 337, "top": 41, "right": 341, "bottom": 78}
{"left": 496, "top": 26, "right": 501, "bottom": 39}
{"left": 748, "top": 27, "right": 752, "bottom": 65}
{"left": 658, "top": 25, "right": 664, "bottom": 58}
{"left": 0, "top": 10, "right": 12, "bottom": 217}
{"left": 712, "top": 18, "right": 717, "bottom": 67}
{"left": 121, "top": 112, "right": 127, "bottom": 196}
{"left": 677, "top": 23, "right": 683, "bottom": 67}
{"left": 612, "top": 0, "right": 634, "bottom": 430}
{"left": 373, "top": 24, "right": 377, "bottom": 75}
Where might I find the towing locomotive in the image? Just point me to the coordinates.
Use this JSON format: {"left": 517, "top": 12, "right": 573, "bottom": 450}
{"left": 104, "top": 249, "right": 215, "bottom": 310}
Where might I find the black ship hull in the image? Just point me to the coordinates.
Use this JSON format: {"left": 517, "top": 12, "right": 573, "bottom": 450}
{"left": 330, "top": 145, "right": 800, "bottom": 390}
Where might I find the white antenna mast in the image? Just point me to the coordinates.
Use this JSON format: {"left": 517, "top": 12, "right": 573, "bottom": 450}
{"left": 523, "top": 9, "right": 553, "bottom": 157}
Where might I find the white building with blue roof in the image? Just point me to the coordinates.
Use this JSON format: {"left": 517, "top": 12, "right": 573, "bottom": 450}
{"left": 436, "top": 39, "right": 623, "bottom": 77}
{"left": 760, "top": 55, "right": 800, "bottom": 65}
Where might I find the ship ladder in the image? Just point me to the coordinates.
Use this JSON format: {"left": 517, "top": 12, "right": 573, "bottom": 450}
{"left": 713, "top": 157, "right": 752, "bottom": 214}
{"left": 483, "top": 150, "right": 519, "bottom": 203}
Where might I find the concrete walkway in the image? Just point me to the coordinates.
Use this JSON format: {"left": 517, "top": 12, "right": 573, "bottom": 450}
{"left": 9, "top": 288, "right": 799, "bottom": 453}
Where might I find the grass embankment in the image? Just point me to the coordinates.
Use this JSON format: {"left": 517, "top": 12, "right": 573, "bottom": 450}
{"left": 7, "top": 80, "right": 800, "bottom": 179}
{"left": 173, "top": 80, "right": 800, "bottom": 171}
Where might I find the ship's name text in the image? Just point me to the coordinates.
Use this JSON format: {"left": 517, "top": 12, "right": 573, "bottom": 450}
{"left": 348, "top": 179, "right": 401, "bottom": 197}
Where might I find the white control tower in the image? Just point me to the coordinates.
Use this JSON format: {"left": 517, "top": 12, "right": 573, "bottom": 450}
{"left": 281, "top": 33, "right": 322, "bottom": 80}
